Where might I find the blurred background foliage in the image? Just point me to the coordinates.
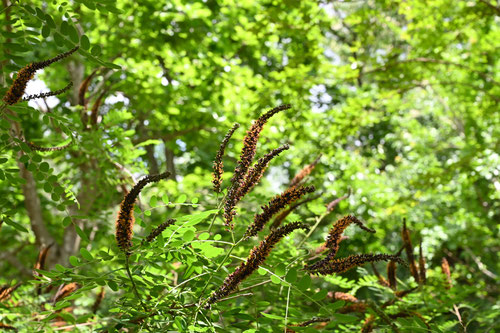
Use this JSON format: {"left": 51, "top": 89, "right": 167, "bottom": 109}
{"left": 0, "top": 0, "right": 498, "bottom": 332}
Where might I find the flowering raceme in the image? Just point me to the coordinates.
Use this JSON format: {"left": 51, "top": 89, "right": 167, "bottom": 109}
{"left": 2, "top": 46, "right": 78, "bottom": 105}
{"left": 115, "top": 172, "right": 169, "bottom": 254}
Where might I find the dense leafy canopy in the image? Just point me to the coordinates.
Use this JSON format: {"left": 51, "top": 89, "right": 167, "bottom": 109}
{"left": 0, "top": 0, "right": 498, "bottom": 332}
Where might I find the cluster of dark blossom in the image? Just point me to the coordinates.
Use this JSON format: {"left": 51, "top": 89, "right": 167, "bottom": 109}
{"left": 212, "top": 123, "right": 240, "bottom": 193}
{"left": 115, "top": 172, "right": 169, "bottom": 254}
{"left": 206, "top": 222, "right": 309, "bottom": 306}
{"left": 270, "top": 193, "right": 321, "bottom": 229}
{"left": 142, "top": 218, "right": 176, "bottom": 244}
{"left": 305, "top": 215, "right": 403, "bottom": 275}
{"left": 245, "top": 185, "right": 315, "bottom": 238}
{"left": 236, "top": 144, "right": 290, "bottom": 198}
{"left": 223, "top": 104, "right": 291, "bottom": 228}
{"left": 402, "top": 218, "right": 419, "bottom": 282}
{"left": 2, "top": 46, "right": 78, "bottom": 105}
{"left": 25, "top": 140, "right": 73, "bottom": 152}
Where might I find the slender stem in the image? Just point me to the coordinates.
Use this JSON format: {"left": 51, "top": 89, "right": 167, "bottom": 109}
{"left": 208, "top": 193, "right": 226, "bottom": 233}
{"left": 284, "top": 286, "right": 291, "bottom": 332}
{"left": 297, "top": 211, "right": 328, "bottom": 248}
{"left": 125, "top": 256, "right": 147, "bottom": 312}
{"left": 366, "top": 299, "right": 400, "bottom": 333}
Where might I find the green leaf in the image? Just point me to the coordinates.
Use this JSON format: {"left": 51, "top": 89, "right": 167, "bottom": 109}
{"left": 177, "top": 194, "right": 187, "bottom": 203}
{"left": 79, "top": 248, "right": 93, "bottom": 261}
{"left": 260, "top": 312, "right": 283, "bottom": 320}
{"left": 4, "top": 218, "right": 29, "bottom": 233}
{"left": 69, "top": 256, "right": 79, "bottom": 266}
{"left": 80, "top": 34, "right": 90, "bottom": 49}
{"left": 297, "top": 275, "right": 311, "bottom": 291}
{"left": 182, "top": 229, "right": 195, "bottom": 242}
{"left": 285, "top": 268, "right": 298, "bottom": 283}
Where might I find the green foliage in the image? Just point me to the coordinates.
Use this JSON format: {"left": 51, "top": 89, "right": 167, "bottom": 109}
{"left": 0, "top": 0, "right": 498, "bottom": 332}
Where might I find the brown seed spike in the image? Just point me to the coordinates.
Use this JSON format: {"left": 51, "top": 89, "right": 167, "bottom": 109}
{"left": 0, "top": 283, "right": 21, "bottom": 302}
{"left": 401, "top": 218, "right": 419, "bottom": 282}
{"left": 441, "top": 257, "right": 452, "bottom": 289}
{"left": 206, "top": 221, "right": 308, "bottom": 306}
{"left": 115, "top": 172, "right": 170, "bottom": 254}
{"left": 224, "top": 104, "right": 291, "bottom": 228}
{"left": 289, "top": 154, "right": 322, "bottom": 188}
{"left": 92, "top": 287, "right": 105, "bottom": 314}
{"left": 212, "top": 123, "right": 240, "bottom": 193}
{"left": 2, "top": 46, "right": 78, "bottom": 105}
{"left": 25, "top": 140, "right": 73, "bottom": 152}
{"left": 245, "top": 185, "right": 315, "bottom": 238}
{"left": 387, "top": 260, "right": 397, "bottom": 290}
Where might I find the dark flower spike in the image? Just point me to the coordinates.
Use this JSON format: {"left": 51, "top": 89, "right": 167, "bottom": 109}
{"left": 325, "top": 215, "right": 375, "bottom": 252}
{"left": 206, "top": 221, "right": 309, "bottom": 306}
{"left": 2, "top": 46, "right": 79, "bottom": 105}
{"left": 92, "top": 287, "right": 105, "bottom": 314}
{"left": 23, "top": 82, "right": 73, "bottom": 101}
{"left": 212, "top": 123, "right": 240, "bottom": 193}
{"left": 419, "top": 240, "right": 426, "bottom": 284}
{"left": 307, "top": 253, "right": 406, "bottom": 276}
{"left": 0, "top": 283, "right": 21, "bottom": 302}
{"left": 361, "top": 315, "right": 376, "bottom": 333}
{"left": 245, "top": 185, "right": 315, "bottom": 238}
{"left": 289, "top": 153, "right": 322, "bottom": 188}
{"left": 401, "top": 218, "right": 419, "bottom": 282}
{"left": 224, "top": 104, "right": 291, "bottom": 227}
{"left": 289, "top": 317, "right": 331, "bottom": 328}
{"left": 25, "top": 140, "right": 72, "bottom": 152}
{"left": 270, "top": 193, "right": 321, "bottom": 229}
{"left": 387, "top": 260, "right": 397, "bottom": 290}
{"left": 333, "top": 292, "right": 358, "bottom": 303}
{"left": 441, "top": 257, "right": 452, "bottom": 289}
{"left": 305, "top": 215, "right": 375, "bottom": 272}
{"left": 115, "top": 172, "right": 170, "bottom": 255}
{"left": 142, "top": 218, "right": 176, "bottom": 244}
{"left": 52, "top": 282, "right": 78, "bottom": 304}
{"left": 325, "top": 188, "right": 351, "bottom": 212}
{"left": 237, "top": 144, "right": 290, "bottom": 198}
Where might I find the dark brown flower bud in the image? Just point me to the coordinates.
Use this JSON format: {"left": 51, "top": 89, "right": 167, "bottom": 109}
{"left": 25, "top": 140, "right": 72, "bottom": 152}
{"left": 0, "top": 283, "right": 21, "bottom": 302}
{"left": 325, "top": 189, "right": 350, "bottom": 212}
{"left": 245, "top": 185, "right": 315, "bottom": 238}
{"left": 142, "top": 218, "right": 176, "bottom": 244}
{"left": 387, "top": 260, "right": 397, "bottom": 290}
{"left": 2, "top": 46, "right": 78, "bottom": 105}
{"left": 333, "top": 292, "right": 358, "bottom": 303}
{"left": 206, "top": 221, "right": 308, "bottom": 306}
{"left": 401, "top": 219, "right": 419, "bottom": 282}
{"left": 419, "top": 241, "right": 426, "bottom": 284}
{"left": 307, "top": 253, "right": 405, "bottom": 276}
{"left": 289, "top": 154, "right": 322, "bottom": 188}
{"left": 92, "top": 287, "right": 105, "bottom": 314}
{"left": 115, "top": 172, "right": 170, "bottom": 254}
{"left": 212, "top": 123, "right": 240, "bottom": 193}
{"left": 371, "top": 262, "right": 390, "bottom": 287}
{"left": 23, "top": 82, "right": 73, "bottom": 101}
{"left": 237, "top": 144, "right": 289, "bottom": 198}
{"left": 52, "top": 282, "right": 78, "bottom": 304}
{"left": 224, "top": 104, "right": 291, "bottom": 228}
{"left": 441, "top": 257, "right": 452, "bottom": 289}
